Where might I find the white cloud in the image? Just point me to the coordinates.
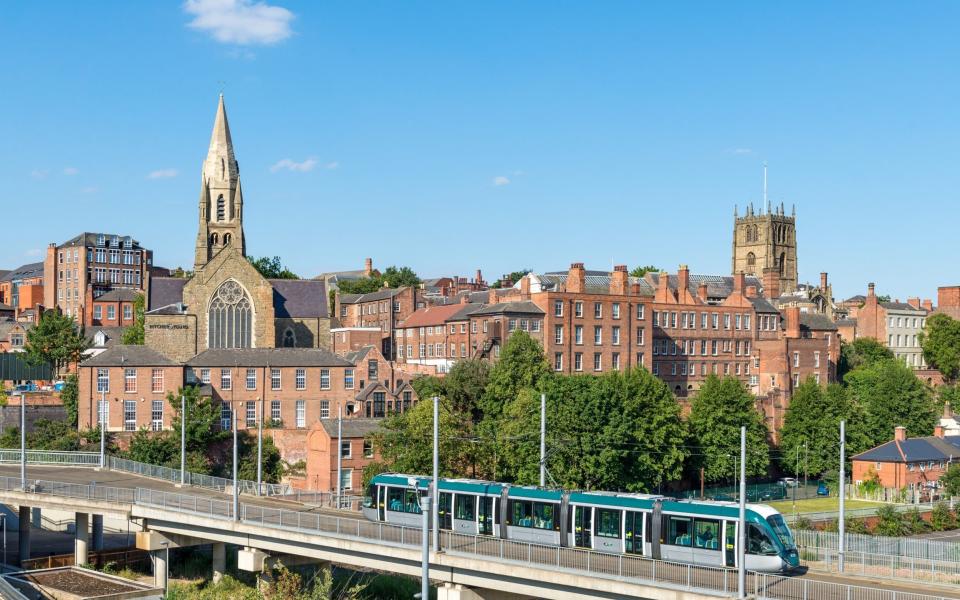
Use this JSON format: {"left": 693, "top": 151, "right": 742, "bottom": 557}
{"left": 63, "top": 167, "right": 79, "bottom": 176}
{"left": 147, "top": 168, "right": 179, "bottom": 179}
{"left": 324, "top": 161, "right": 339, "bottom": 170}
{"left": 30, "top": 169, "right": 49, "bottom": 180}
{"left": 184, "top": 0, "right": 295, "bottom": 46}
{"left": 270, "top": 157, "right": 317, "bottom": 173}
{"left": 493, "top": 176, "right": 511, "bottom": 186}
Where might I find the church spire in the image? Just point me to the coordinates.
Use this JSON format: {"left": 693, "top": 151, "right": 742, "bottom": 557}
{"left": 203, "top": 94, "right": 239, "bottom": 185}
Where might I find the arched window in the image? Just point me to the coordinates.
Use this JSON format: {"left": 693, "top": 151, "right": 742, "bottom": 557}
{"left": 216, "top": 195, "right": 225, "bottom": 221}
{"left": 752, "top": 225, "right": 758, "bottom": 242}
{"left": 283, "top": 328, "right": 296, "bottom": 348}
{"left": 743, "top": 226, "right": 752, "bottom": 243}
{"left": 210, "top": 232, "right": 219, "bottom": 246}
{"left": 746, "top": 252, "right": 756, "bottom": 268}
{"left": 208, "top": 280, "right": 253, "bottom": 349}
{"left": 674, "top": 385, "right": 682, "bottom": 395}
{"left": 779, "top": 252, "right": 786, "bottom": 276}
{"left": 223, "top": 233, "right": 231, "bottom": 246}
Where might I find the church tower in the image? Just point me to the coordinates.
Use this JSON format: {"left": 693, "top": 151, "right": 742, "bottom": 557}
{"left": 195, "top": 94, "right": 246, "bottom": 270}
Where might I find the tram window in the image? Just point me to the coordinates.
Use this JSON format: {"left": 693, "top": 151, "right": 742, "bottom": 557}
{"left": 405, "top": 489, "right": 422, "bottom": 514}
{"left": 748, "top": 524, "right": 779, "bottom": 556}
{"left": 455, "top": 495, "right": 476, "bottom": 520}
{"left": 668, "top": 516, "right": 692, "bottom": 547}
{"left": 363, "top": 484, "right": 376, "bottom": 508}
{"left": 387, "top": 487, "right": 405, "bottom": 512}
{"left": 510, "top": 500, "right": 559, "bottom": 530}
{"left": 595, "top": 508, "right": 621, "bottom": 538}
{"left": 694, "top": 519, "right": 720, "bottom": 550}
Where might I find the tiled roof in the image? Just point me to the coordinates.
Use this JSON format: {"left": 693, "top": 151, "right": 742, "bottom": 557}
{"left": 880, "top": 301, "right": 926, "bottom": 313}
{"left": 339, "top": 288, "right": 405, "bottom": 304}
{"left": 447, "top": 304, "right": 483, "bottom": 322}
{"left": 835, "top": 318, "right": 857, "bottom": 327}
{"left": 750, "top": 297, "right": 779, "bottom": 313}
{"left": 799, "top": 313, "right": 838, "bottom": 331}
{"left": 148, "top": 278, "right": 186, "bottom": 311}
{"left": 470, "top": 301, "right": 544, "bottom": 316}
{"left": 270, "top": 279, "right": 328, "bottom": 318}
{"left": 844, "top": 295, "right": 866, "bottom": 303}
{"left": 187, "top": 348, "right": 352, "bottom": 367}
{"left": 88, "top": 326, "right": 128, "bottom": 348}
{"left": 540, "top": 272, "right": 656, "bottom": 295}
{"left": 81, "top": 345, "right": 178, "bottom": 367}
{"left": 0, "top": 320, "right": 31, "bottom": 338}
{"left": 0, "top": 262, "right": 43, "bottom": 282}
{"left": 318, "top": 418, "right": 383, "bottom": 438}
{"left": 645, "top": 273, "right": 762, "bottom": 299}
{"left": 60, "top": 232, "right": 142, "bottom": 249}
{"left": 0, "top": 271, "right": 9, "bottom": 280}
{"left": 344, "top": 346, "right": 373, "bottom": 364}
{"left": 95, "top": 288, "right": 141, "bottom": 303}
{"left": 402, "top": 304, "right": 479, "bottom": 328}
{"left": 853, "top": 435, "right": 960, "bottom": 463}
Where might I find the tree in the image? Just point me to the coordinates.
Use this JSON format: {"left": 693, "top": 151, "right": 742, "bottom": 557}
{"left": 60, "top": 374, "right": 79, "bottom": 426}
{"left": 481, "top": 330, "right": 551, "bottom": 419}
{"left": 498, "top": 368, "right": 687, "bottom": 491}
{"left": 443, "top": 359, "right": 490, "bottom": 419}
{"left": 371, "top": 396, "right": 467, "bottom": 476}
{"left": 248, "top": 256, "right": 299, "bottom": 279}
{"left": 381, "top": 266, "right": 420, "bottom": 288}
{"left": 490, "top": 270, "right": 531, "bottom": 289}
{"left": 120, "top": 294, "right": 146, "bottom": 345}
{"left": 28, "top": 419, "right": 81, "bottom": 451}
{"left": 23, "top": 309, "right": 90, "bottom": 375}
{"left": 778, "top": 381, "right": 869, "bottom": 478}
{"left": 337, "top": 278, "right": 383, "bottom": 294}
{"left": 920, "top": 313, "right": 960, "bottom": 383}
{"left": 930, "top": 502, "right": 956, "bottom": 531}
{"left": 629, "top": 265, "right": 658, "bottom": 278}
{"left": 238, "top": 432, "right": 283, "bottom": 483}
{"left": 873, "top": 504, "right": 908, "bottom": 537}
{"left": 846, "top": 359, "right": 938, "bottom": 447}
{"left": 688, "top": 376, "right": 770, "bottom": 482}
{"left": 940, "top": 464, "right": 960, "bottom": 498}
{"left": 837, "top": 338, "right": 894, "bottom": 381}
{"left": 169, "top": 386, "right": 226, "bottom": 452}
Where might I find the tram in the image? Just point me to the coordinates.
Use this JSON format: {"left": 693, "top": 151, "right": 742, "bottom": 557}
{"left": 362, "top": 473, "right": 799, "bottom": 573}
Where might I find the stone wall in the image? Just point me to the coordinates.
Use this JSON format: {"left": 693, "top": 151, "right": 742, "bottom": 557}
{"left": 274, "top": 317, "right": 333, "bottom": 350}
{"left": 145, "top": 313, "right": 197, "bottom": 363}
{"left": 0, "top": 404, "right": 68, "bottom": 434}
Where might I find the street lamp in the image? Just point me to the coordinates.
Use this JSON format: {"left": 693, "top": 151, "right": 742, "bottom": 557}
{"left": 415, "top": 477, "right": 430, "bottom": 600}
{"left": 180, "top": 394, "right": 186, "bottom": 487}
{"left": 232, "top": 403, "right": 239, "bottom": 521}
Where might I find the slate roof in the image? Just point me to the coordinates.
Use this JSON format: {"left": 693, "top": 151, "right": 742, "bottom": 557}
{"left": 96, "top": 288, "right": 141, "bottom": 302}
{"left": 344, "top": 346, "right": 373, "bottom": 364}
{"left": 844, "top": 295, "right": 867, "bottom": 304}
{"left": 0, "top": 270, "right": 9, "bottom": 280}
{"left": 0, "top": 320, "right": 31, "bottom": 338}
{"left": 470, "top": 301, "right": 545, "bottom": 316}
{"left": 835, "top": 318, "right": 857, "bottom": 327}
{"left": 318, "top": 418, "right": 383, "bottom": 438}
{"left": 447, "top": 303, "right": 483, "bottom": 322}
{"left": 645, "top": 272, "right": 762, "bottom": 299}
{"left": 880, "top": 301, "right": 926, "bottom": 313}
{"left": 60, "top": 232, "right": 141, "bottom": 249}
{"left": 853, "top": 435, "right": 960, "bottom": 463}
{"left": 402, "top": 303, "right": 479, "bottom": 328}
{"left": 339, "top": 288, "right": 405, "bottom": 304}
{"left": 799, "top": 313, "right": 838, "bottom": 331}
{"left": 750, "top": 297, "right": 780, "bottom": 313}
{"left": 270, "top": 279, "right": 328, "bottom": 318}
{"left": 0, "top": 262, "right": 43, "bottom": 282}
{"left": 88, "top": 326, "right": 128, "bottom": 348}
{"left": 187, "top": 348, "right": 352, "bottom": 367}
{"left": 81, "top": 345, "right": 178, "bottom": 367}
{"left": 540, "top": 272, "right": 656, "bottom": 295}
{"left": 148, "top": 278, "right": 186, "bottom": 311}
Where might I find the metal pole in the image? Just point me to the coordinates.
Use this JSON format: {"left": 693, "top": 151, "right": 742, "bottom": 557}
{"left": 421, "top": 491, "right": 430, "bottom": 600}
{"left": 20, "top": 391, "right": 26, "bottom": 489}
{"left": 257, "top": 398, "right": 263, "bottom": 497}
{"left": 539, "top": 393, "right": 546, "bottom": 487}
{"left": 232, "top": 403, "right": 239, "bottom": 521}
{"left": 180, "top": 394, "right": 186, "bottom": 486}
{"left": 432, "top": 395, "right": 439, "bottom": 552}
{"left": 738, "top": 426, "right": 746, "bottom": 599}
{"left": 100, "top": 389, "right": 106, "bottom": 470}
{"left": 336, "top": 404, "right": 343, "bottom": 509}
{"left": 839, "top": 419, "right": 846, "bottom": 573}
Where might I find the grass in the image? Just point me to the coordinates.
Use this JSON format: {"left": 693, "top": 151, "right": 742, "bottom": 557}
{"left": 767, "top": 497, "right": 885, "bottom": 514}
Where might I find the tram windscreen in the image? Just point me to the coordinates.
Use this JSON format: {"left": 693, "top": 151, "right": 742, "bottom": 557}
{"left": 766, "top": 514, "right": 796, "bottom": 549}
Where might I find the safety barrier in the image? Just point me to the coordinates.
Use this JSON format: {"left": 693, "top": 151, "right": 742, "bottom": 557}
{"left": 0, "top": 451, "right": 101, "bottom": 466}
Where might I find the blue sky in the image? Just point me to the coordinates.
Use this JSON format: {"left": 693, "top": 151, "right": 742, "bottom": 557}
{"left": 1, "top": 2, "right": 957, "bottom": 301}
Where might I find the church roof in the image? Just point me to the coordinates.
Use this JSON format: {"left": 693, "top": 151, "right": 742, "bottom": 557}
{"left": 270, "top": 279, "right": 328, "bottom": 318}
{"left": 82, "top": 345, "right": 178, "bottom": 367}
{"left": 205, "top": 94, "right": 238, "bottom": 180}
{"left": 148, "top": 277, "right": 186, "bottom": 311}
{"left": 187, "top": 348, "right": 352, "bottom": 367}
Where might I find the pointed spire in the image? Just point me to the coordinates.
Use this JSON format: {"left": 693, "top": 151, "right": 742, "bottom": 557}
{"left": 204, "top": 94, "right": 238, "bottom": 183}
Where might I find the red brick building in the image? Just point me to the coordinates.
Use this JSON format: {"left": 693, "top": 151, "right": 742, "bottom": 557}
{"left": 305, "top": 418, "right": 383, "bottom": 493}
{"left": 335, "top": 287, "right": 424, "bottom": 360}
{"left": 851, "top": 425, "right": 959, "bottom": 499}
{"left": 87, "top": 288, "right": 140, "bottom": 328}
{"left": 395, "top": 301, "right": 483, "bottom": 373}
{"left": 0, "top": 262, "right": 45, "bottom": 322}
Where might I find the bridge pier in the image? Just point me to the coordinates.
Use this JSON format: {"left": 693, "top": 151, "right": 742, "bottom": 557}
{"left": 153, "top": 548, "right": 168, "bottom": 590}
{"left": 212, "top": 542, "right": 226, "bottom": 583}
{"left": 437, "top": 583, "right": 488, "bottom": 600}
{"left": 17, "top": 505, "right": 30, "bottom": 565}
{"left": 31, "top": 507, "right": 41, "bottom": 529}
{"left": 91, "top": 514, "right": 104, "bottom": 551}
{"left": 75, "top": 512, "right": 89, "bottom": 566}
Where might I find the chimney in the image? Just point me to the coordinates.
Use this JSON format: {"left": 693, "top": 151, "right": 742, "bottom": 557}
{"left": 698, "top": 282, "right": 709, "bottom": 300}
{"left": 894, "top": 426, "right": 907, "bottom": 442}
{"left": 820, "top": 272, "right": 828, "bottom": 290}
{"left": 610, "top": 265, "right": 628, "bottom": 295}
{"left": 677, "top": 265, "right": 690, "bottom": 297}
{"left": 762, "top": 267, "right": 780, "bottom": 300}
{"left": 733, "top": 271, "right": 745, "bottom": 294}
{"left": 867, "top": 282, "right": 875, "bottom": 298}
{"left": 785, "top": 306, "right": 801, "bottom": 339}
{"left": 922, "top": 299, "right": 933, "bottom": 312}
{"left": 475, "top": 269, "right": 483, "bottom": 285}
{"left": 520, "top": 274, "right": 531, "bottom": 296}
{"left": 907, "top": 297, "right": 921, "bottom": 309}
{"left": 364, "top": 258, "right": 373, "bottom": 277}
{"left": 935, "top": 424, "right": 945, "bottom": 439}
{"left": 567, "top": 263, "right": 585, "bottom": 294}
{"left": 460, "top": 293, "right": 469, "bottom": 304}
{"left": 630, "top": 282, "right": 642, "bottom": 295}
{"left": 746, "top": 285, "right": 758, "bottom": 297}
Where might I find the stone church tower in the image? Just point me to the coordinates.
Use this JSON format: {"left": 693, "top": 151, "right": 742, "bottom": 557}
{"left": 731, "top": 203, "right": 798, "bottom": 295}
{"left": 195, "top": 94, "right": 246, "bottom": 270}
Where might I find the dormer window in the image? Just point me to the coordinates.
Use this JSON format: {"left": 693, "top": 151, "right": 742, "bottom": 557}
{"left": 110, "top": 235, "right": 119, "bottom": 248}
{"left": 97, "top": 234, "right": 105, "bottom": 247}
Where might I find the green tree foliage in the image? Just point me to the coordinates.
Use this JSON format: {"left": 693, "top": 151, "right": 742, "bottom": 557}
{"left": 940, "top": 464, "right": 960, "bottom": 497}
{"left": 498, "top": 368, "right": 687, "bottom": 491}
{"left": 410, "top": 374, "right": 444, "bottom": 403}
{"left": 688, "top": 376, "right": 770, "bottom": 482}
{"left": 629, "top": 265, "right": 658, "bottom": 278}
{"left": 481, "top": 331, "right": 551, "bottom": 419}
{"left": 60, "top": 374, "right": 79, "bottom": 426}
{"left": 920, "top": 313, "right": 960, "bottom": 383}
{"left": 248, "top": 256, "right": 299, "bottom": 279}
{"left": 238, "top": 432, "right": 283, "bottom": 483}
{"left": 443, "top": 359, "right": 490, "bottom": 418}
{"left": 846, "top": 359, "right": 938, "bottom": 447}
{"left": 779, "top": 380, "right": 869, "bottom": 477}
{"left": 120, "top": 294, "right": 145, "bottom": 345}
{"left": 337, "top": 278, "right": 383, "bottom": 294}
{"left": 873, "top": 504, "right": 908, "bottom": 537}
{"left": 0, "top": 419, "right": 83, "bottom": 451}
{"left": 23, "top": 309, "right": 90, "bottom": 375}
{"left": 381, "top": 266, "right": 421, "bottom": 288}
{"left": 490, "top": 270, "right": 532, "bottom": 289}
{"left": 336, "top": 265, "right": 420, "bottom": 294}
{"left": 931, "top": 502, "right": 957, "bottom": 531}
{"left": 837, "top": 338, "right": 894, "bottom": 381}
{"left": 0, "top": 386, "right": 6, "bottom": 408}
{"left": 371, "top": 396, "right": 467, "bottom": 476}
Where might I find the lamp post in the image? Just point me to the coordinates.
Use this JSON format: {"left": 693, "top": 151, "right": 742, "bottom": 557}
{"left": 737, "top": 426, "right": 746, "bottom": 600}
{"left": 257, "top": 397, "right": 263, "bottom": 496}
{"left": 336, "top": 404, "right": 343, "bottom": 509}
{"left": 180, "top": 394, "right": 186, "bottom": 486}
{"left": 839, "top": 419, "right": 846, "bottom": 573}
{"left": 539, "top": 393, "right": 546, "bottom": 487}
{"left": 20, "top": 390, "right": 26, "bottom": 490}
{"left": 99, "top": 389, "right": 106, "bottom": 471}
{"left": 432, "top": 395, "right": 439, "bottom": 553}
{"left": 416, "top": 477, "right": 430, "bottom": 600}
{"left": 232, "top": 402, "right": 239, "bottom": 521}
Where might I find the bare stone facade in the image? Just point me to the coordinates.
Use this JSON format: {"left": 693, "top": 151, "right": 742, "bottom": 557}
{"left": 732, "top": 204, "right": 798, "bottom": 294}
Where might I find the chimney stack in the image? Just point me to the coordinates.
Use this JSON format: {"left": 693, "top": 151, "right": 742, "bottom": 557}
{"left": 567, "top": 262, "right": 586, "bottom": 294}
{"left": 698, "top": 281, "right": 709, "bottom": 301}
{"left": 762, "top": 267, "right": 780, "bottom": 300}
{"left": 475, "top": 269, "right": 483, "bottom": 285}
{"left": 935, "top": 424, "right": 945, "bottom": 439}
{"left": 677, "top": 265, "right": 690, "bottom": 297}
{"left": 894, "top": 426, "right": 907, "bottom": 442}
{"left": 746, "top": 285, "right": 758, "bottom": 297}
{"left": 520, "top": 274, "right": 531, "bottom": 296}
{"left": 364, "top": 258, "right": 373, "bottom": 277}
{"left": 922, "top": 299, "right": 933, "bottom": 312}
{"left": 820, "top": 272, "right": 828, "bottom": 290}
{"left": 610, "top": 265, "right": 628, "bottom": 296}
{"left": 733, "top": 271, "right": 745, "bottom": 294}
{"left": 907, "top": 297, "right": 921, "bottom": 309}
{"left": 785, "top": 306, "right": 801, "bottom": 339}
{"left": 867, "top": 282, "right": 875, "bottom": 298}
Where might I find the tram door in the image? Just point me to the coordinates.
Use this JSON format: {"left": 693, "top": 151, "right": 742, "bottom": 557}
{"left": 573, "top": 506, "right": 592, "bottom": 548}
{"left": 478, "top": 496, "right": 494, "bottom": 535}
{"left": 438, "top": 492, "right": 453, "bottom": 530}
{"left": 377, "top": 486, "right": 386, "bottom": 521}
{"left": 724, "top": 521, "right": 736, "bottom": 567}
{"left": 625, "top": 511, "right": 643, "bottom": 555}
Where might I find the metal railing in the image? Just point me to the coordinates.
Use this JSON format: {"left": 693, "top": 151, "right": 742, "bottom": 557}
{"left": 0, "top": 450, "right": 101, "bottom": 466}
{"left": 136, "top": 488, "right": 235, "bottom": 520}
{"left": 0, "top": 475, "right": 135, "bottom": 504}
{"left": 752, "top": 571, "right": 957, "bottom": 600}
{"left": 800, "top": 546, "right": 960, "bottom": 586}
{"left": 795, "top": 529, "right": 960, "bottom": 561}
{"left": 784, "top": 503, "right": 935, "bottom": 525}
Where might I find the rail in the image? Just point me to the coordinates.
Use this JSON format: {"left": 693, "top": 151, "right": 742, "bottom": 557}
{"left": 801, "top": 546, "right": 960, "bottom": 586}
{"left": 0, "top": 450, "right": 100, "bottom": 466}
{"left": 794, "top": 529, "right": 960, "bottom": 561}
{"left": 107, "top": 456, "right": 293, "bottom": 497}
{"left": 784, "top": 503, "right": 935, "bottom": 525}
{"left": 4, "top": 478, "right": 960, "bottom": 600}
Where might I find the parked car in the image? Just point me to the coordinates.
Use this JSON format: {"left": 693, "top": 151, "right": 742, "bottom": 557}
{"left": 778, "top": 477, "right": 798, "bottom": 488}
{"left": 816, "top": 481, "right": 830, "bottom": 496}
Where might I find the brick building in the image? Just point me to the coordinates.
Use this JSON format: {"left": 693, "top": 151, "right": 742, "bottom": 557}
{"left": 0, "top": 320, "right": 31, "bottom": 353}
{"left": 335, "top": 287, "right": 423, "bottom": 359}
{"left": 851, "top": 425, "right": 959, "bottom": 499}
{"left": 395, "top": 301, "right": 483, "bottom": 373}
{"left": 43, "top": 233, "right": 153, "bottom": 324}
{"left": 88, "top": 288, "right": 139, "bottom": 328}
{"left": 305, "top": 418, "right": 383, "bottom": 493}
{"left": 855, "top": 283, "right": 928, "bottom": 368}
{"left": 0, "top": 262, "right": 44, "bottom": 321}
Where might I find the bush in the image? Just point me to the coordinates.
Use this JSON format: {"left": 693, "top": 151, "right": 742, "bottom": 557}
{"left": 793, "top": 516, "right": 813, "bottom": 530}
{"left": 931, "top": 502, "right": 957, "bottom": 531}
{"left": 904, "top": 507, "right": 930, "bottom": 534}
{"left": 846, "top": 518, "right": 871, "bottom": 534}
{"left": 874, "top": 504, "right": 908, "bottom": 537}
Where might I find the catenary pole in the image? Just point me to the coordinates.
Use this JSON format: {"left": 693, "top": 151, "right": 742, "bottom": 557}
{"left": 738, "top": 426, "right": 746, "bottom": 599}
{"left": 180, "top": 394, "right": 186, "bottom": 486}
{"left": 20, "top": 390, "right": 26, "bottom": 489}
{"left": 232, "top": 401, "right": 239, "bottom": 521}
{"left": 337, "top": 404, "right": 343, "bottom": 508}
{"left": 99, "top": 389, "right": 106, "bottom": 470}
{"left": 257, "top": 397, "right": 263, "bottom": 496}
{"left": 432, "top": 395, "right": 439, "bottom": 552}
{"left": 539, "top": 393, "right": 546, "bottom": 487}
{"left": 839, "top": 419, "right": 846, "bottom": 572}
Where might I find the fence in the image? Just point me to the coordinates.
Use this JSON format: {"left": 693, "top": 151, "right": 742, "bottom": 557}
{"left": 783, "top": 503, "right": 935, "bottom": 525}
{"left": 22, "top": 547, "right": 150, "bottom": 571}
{"left": 0, "top": 451, "right": 100, "bottom": 466}
{"left": 751, "top": 571, "right": 957, "bottom": 600}
{"left": 799, "top": 546, "right": 960, "bottom": 586}
{"left": 794, "top": 529, "right": 960, "bottom": 562}
{"left": 107, "top": 456, "right": 292, "bottom": 497}
{"left": 0, "top": 475, "right": 135, "bottom": 504}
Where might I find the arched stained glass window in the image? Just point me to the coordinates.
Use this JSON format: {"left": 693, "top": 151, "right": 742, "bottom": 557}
{"left": 209, "top": 280, "right": 252, "bottom": 349}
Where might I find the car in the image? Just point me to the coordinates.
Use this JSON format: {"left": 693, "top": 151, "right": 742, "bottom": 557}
{"left": 778, "top": 477, "right": 798, "bottom": 488}
{"left": 816, "top": 482, "right": 830, "bottom": 496}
